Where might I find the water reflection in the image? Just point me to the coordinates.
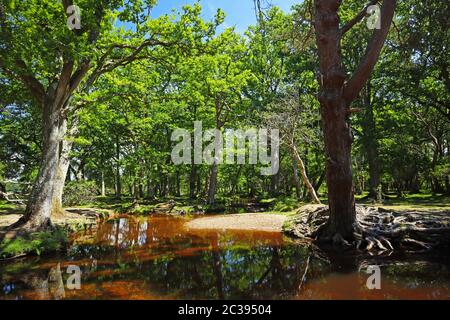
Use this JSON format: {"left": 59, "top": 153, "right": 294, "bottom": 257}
{"left": 0, "top": 215, "right": 449, "bottom": 300}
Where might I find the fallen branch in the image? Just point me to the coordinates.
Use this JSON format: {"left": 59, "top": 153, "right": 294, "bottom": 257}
{"left": 298, "top": 253, "right": 312, "bottom": 293}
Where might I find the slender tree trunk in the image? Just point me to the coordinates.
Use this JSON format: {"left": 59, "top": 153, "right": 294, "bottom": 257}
{"left": 197, "top": 172, "right": 202, "bottom": 196}
{"left": 291, "top": 144, "right": 321, "bottom": 203}
{"left": 115, "top": 135, "right": 121, "bottom": 198}
{"left": 0, "top": 181, "right": 7, "bottom": 200}
{"left": 270, "top": 171, "right": 280, "bottom": 196}
{"left": 291, "top": 155, "right": 303, "bottom": 200}
{"left": 101, "top": 170, "right": 106, "bottom": 197}
{"left": 147, "top": 177, "right": 155, "bottom": 199}
{"left": 189, "top": 165, "right": 197, "bottom": 199}
{"left": 363, "top": 80, "right": 381, "bottom": 201}
{"left": 138, "top": 159, "right": 145, "bottom": 198}
{"left": 207, "top": 162, "right": 218, "bottom": 205}
{"left": 175, "top": 171, "right": 180, "bottom": 197}
{"left": 445, "top": 175, "right": 450, "bottom": 196}
{"left": 133, "top": 181, "right": 140, "bottom": 201}
{"left": 313, "top": 170, "right": 326, "bottom": 192}
{"left": 230, "top": 165, "right": 242, "bottom": 195}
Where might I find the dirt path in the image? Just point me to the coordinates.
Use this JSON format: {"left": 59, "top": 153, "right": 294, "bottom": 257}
{"left": 185, "top": 213, "right": 287, "bottom": 232}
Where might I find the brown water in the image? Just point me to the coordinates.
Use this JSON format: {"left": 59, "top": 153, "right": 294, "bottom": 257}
{"left": 0, "top": 215, "right": 449, "bottom": 300}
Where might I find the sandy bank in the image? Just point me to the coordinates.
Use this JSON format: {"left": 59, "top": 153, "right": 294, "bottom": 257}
{"left": 185, "top": 213, "right": 287, "bottom": 232}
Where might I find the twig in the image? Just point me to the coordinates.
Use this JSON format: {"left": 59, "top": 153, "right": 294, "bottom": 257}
{"left": 298, "top": 252, "right": 312, "bottom": 293}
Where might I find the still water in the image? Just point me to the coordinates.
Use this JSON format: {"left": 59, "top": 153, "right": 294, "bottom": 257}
{"left": 1, "top": 215, "right": 449, "bottom": 300}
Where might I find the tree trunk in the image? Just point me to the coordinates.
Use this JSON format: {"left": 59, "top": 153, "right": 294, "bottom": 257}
{"left": 0, "top": 181, "right": 7, "bottom": 200}
{"left": 321, "top": 97, "right": 357, "bottom": 239}
{"left": 101, "top": 171, "right": 106, "bottom": 197}
{"left": 51, "top": 116, "right": 76, "bottom": 218}
{"left": 146, "top": 177, "right": 155, "bottom": 199}
{"left": 292, "top": 155, "right": 303, "bottom": 200}
{"left": 207, "top": 162, "right": 218, "bottom": 205}
{"left": 10, "top": 95, "right": 62, "bottom": 231}
{"left": 314, "top": 0, "right": 395, "bottom": 241}
{"left": 291, "top": 144, "right": 321, "bottom": 203}
{"left": 445, "top": 174, "right": 450, "bottom": 196}
{"left": 363, "top": 80, "right": 381, "bottom": 201}
{"left": 115, "top": 135, "right": 121, "bottom": 198}
{"left": 189, "top": 165, "right": 197, "bottom": 199}
{"left": 230, "top": 165, "right": 242, "bottom": 195}
{"left": 314, "top": 170, "right": 325, "bottom": 190}
{"left": 175, "top": 171, "right": 180, "bottom": 197}
{"left": 197, "top": 172, "right": 203, "bottom": 196}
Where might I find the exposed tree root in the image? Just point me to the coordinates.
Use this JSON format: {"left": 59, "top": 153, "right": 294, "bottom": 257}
{"left": 284, "top": 204, "right": 450, "bottom": 253}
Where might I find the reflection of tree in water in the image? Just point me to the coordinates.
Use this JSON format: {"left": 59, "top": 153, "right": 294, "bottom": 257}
{"left": 297, "top": 246, "right": 450, "bottom": 299}
{"left": 1, "top": 216, "right": 449, "bottom": 299}
{"left": 139, "top": 244, "right": 314, "bottom": 299}
{"left": 0, "top": 263, "right": 66, "bottom": 300}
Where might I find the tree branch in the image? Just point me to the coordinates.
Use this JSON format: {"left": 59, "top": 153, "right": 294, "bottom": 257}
{"left": 343, "top": 0, "right": 396, "bottom": 104}
{"left": 340, "top": 0, "right": 379, "bottom": 36}
{"left": 13, "top": 59, "right": 46, "bottom": 106}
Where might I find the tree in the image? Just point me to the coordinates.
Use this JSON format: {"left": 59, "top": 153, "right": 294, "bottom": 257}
{"left": 313, "top": 0, "right": 396, "bottom": 241}
{"left": 0, "top": 0, "right": 217, "bottom": 231}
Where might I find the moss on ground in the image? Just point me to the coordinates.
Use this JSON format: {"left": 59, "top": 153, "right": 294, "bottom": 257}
{"left": 0, "top": 227, "right": 68, "bottom": 259}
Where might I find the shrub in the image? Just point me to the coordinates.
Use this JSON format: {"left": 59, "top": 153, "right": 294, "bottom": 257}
{"left": 63, "top": 180, "right": 98, "bottom": 206}
{"left": 273, "top": 197, "right": 300, "bottom": 212}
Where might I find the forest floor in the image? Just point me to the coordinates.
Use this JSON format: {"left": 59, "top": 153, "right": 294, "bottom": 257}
{"left": 0, "top": 201, "right": 112, "bottom": 231}
{"left": 354, "top": 193, "right": 450, "bottom": 212}
{"left": 0, "top": 193, "right": 448, "bottom": 232}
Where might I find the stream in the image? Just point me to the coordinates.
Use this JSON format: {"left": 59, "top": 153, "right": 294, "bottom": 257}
{"left": 0, "top": 215, "right": 449, "bottom": 299}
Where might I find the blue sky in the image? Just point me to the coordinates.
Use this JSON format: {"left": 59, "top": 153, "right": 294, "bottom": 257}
{"left": 150, "top": 0, "right": 300, "bottom": 33}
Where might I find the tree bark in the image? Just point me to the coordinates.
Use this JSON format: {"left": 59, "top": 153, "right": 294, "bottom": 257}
{"left": 10, "top": 90, "right": 62, "bottom": 231}
{"left": 291, "top": 144, "right": 321, "bottom": 203}
{"left": 115, "top": 134, "right": 121, "bottom": 198}
{"left": 0, "top": 181, "right": 7, "bottom": 200}
{"left": 207, "top": 162, "right": 219, "bottom": 205}
{"left": 292, "top": 156, "right": 303, "bottom": 199}
{"left": 51, "top": 115, "right": 78, "bottom": 218}
{"left": 101, "top": 170, "right": 106, "bottom": 197}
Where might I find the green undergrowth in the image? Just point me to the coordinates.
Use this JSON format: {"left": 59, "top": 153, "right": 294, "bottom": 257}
{"left": 69, "top": 193, "right": 449, "bottom": 217}
{"left": 0, "top": 227, "right": 68, "bottom": 259}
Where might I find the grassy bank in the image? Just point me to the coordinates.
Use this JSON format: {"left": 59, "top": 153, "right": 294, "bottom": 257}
{"left": 0, "top": 227, "right": 68, "bottom": 259}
